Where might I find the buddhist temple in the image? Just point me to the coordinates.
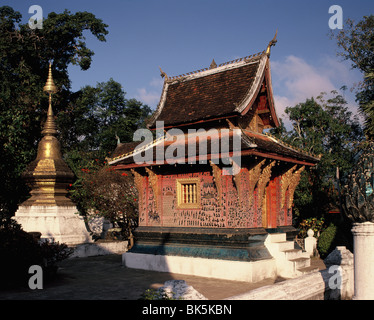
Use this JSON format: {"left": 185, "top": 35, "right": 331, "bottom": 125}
{"left": 108, "top": 35, "right": 321, "bottom": 281}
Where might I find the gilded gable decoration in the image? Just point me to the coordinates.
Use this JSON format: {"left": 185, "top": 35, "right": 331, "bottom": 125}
{"left": 257, "top": 160, "right": 276, "bottom": 207}
{"left": 248, "top": 159, "right": 266, "bottom": 205}
{"left": 280, "top": 165, "right": 297, "bottom": 208}
{"left": 286, "top": 166, "right": 305, "bottom": 209}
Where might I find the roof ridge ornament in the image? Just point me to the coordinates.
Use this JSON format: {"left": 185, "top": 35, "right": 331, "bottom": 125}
{"left": 209, "top": 59, "right": 217, "bottom": 69}
{"left": 265, "top": 29, "right": 278, "bottom": 56}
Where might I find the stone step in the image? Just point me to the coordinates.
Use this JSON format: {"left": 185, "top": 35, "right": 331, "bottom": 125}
{"left": 272, "top": 241, "right": 295, "bottom": 252}
{"left": 289, "top": 257, "right": 311, "bottom": 271}
{"left": 296, "top": 265, "right": 319, "bottom": 275}
{"left": 267, "top": 233, "right": 286, "bottom": 243}
{"left": 283, "top": 249, "right": 303, "bottom": 260}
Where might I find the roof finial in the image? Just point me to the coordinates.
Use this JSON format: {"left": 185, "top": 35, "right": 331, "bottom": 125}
{"left": 265, "top": 29, "right": 278, "bottom": 56}
{"left": 115, "top": 132, "right": 121, "bottom": 145}
{"left": 159, "top": 66, "right": 168, "bottom": 80}
{"left": 209, "top": 59, "right": 217, "bottom": 69}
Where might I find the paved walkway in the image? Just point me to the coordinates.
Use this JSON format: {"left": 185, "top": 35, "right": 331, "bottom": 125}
{"left": 0, "top": 254, "right": 326, "bottom": 300}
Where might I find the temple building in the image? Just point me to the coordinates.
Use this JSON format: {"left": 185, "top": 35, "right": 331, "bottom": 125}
{"left": 108, "top": 35, "right": 321, "bottom": 281}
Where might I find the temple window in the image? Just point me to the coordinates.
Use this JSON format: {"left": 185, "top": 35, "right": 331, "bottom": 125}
{"left": 176, "top": 178, "right": 200, "bottom": 209}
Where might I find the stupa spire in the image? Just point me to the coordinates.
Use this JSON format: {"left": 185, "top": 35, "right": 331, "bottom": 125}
{"left": 19, "top": 63, "right": 74, "bottom": 206}
{"left": 41, "top": 63, "right": 58, "bottom": 136}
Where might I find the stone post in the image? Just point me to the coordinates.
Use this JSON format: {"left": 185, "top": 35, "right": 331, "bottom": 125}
{"left": 341, "top": 141, "right": 374, "bottom": 300}
{"left": 304, "top": 229, "right": 317, "bottom": 257}
{"left": 351, "top": 222, "right": 374, "bottom": 300}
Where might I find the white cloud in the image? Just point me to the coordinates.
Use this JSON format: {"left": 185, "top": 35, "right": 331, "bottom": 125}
{"left": 136, "top": 77, "right": 164, "bottom": 107}
{"left": 271, "top": 55, "right": 361, "bottom": 129}
{"left": 136, "top": 88, "right": 161, "bottom": 106}
{"left": 149, "top": 77, "right": 164, "bottom": 88}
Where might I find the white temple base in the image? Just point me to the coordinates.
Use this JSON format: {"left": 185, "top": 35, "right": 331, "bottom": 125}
{"left": 122, "top": 252, "right": 276, "bottom": 283}
{"left": 14, "top": 205, "right": 93, "bottom": 245}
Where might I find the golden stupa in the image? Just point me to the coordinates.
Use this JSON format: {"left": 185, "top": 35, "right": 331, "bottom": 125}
{"left": 21, "top": 64, "right": 74, "bottom": 206}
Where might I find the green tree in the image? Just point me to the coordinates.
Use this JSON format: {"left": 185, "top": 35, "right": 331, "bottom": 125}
{"left": 57, "top": 78, "right": 152, "bottom": 156}
{"left": 333, "top": 15, "right": 374, "bottom": 138}
{"left": 271, "top": 90, "right": 363, "bottom": 221}
{"left": 0, "top": 6, "right": 108, "bottom": 215}
{"left": 271, "top": 90, "right": 363, "bottom": 254}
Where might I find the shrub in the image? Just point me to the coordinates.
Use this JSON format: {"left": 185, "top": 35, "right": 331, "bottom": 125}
{"left": 298, "top": 217, "right": 325, "bottom": 239}
{"left": 139, "top": 288, "right": 177, "bottom": 300}
{"left": 39, "top": 240, "right": 73, "bottom": 279}
{"left": 69, "top": 164, "right": 138, "bottom": 241}
{"left": 317, "top": 223, "right": 337, "bottom": 259}
{"left": 0, "top": 215, "right": 43, "bottom": 288}
{"left": 0, "top": 214, "right": 73, "bottom": 289}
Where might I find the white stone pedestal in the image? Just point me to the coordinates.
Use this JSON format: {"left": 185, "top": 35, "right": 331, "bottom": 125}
{"left": 14, "top": 205, "right": 93, "bottom": 245}
{"left": 304, "top": 229, "right": 317, "bottom": 257}
{"left": 352, "top": 222, "right": 374, "bottom": 300}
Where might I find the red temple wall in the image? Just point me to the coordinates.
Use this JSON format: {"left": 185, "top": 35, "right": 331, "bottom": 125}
{"left": 137, "top": 168, "right": 292, "bottom": 229}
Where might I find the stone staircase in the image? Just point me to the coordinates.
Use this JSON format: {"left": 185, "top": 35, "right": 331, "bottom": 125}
{"left": 265, "top": 233, "right": 318, "bottom": 279}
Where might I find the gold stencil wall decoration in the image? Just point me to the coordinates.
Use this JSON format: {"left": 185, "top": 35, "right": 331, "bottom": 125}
{"left": 233, "top": 168, "right": 242, "bottom": 201}
{"left": 145, "top": 167, "right": 159, "bottom": 209}
{"left": 209, "top": 160, "right": 222, "bottom": 202}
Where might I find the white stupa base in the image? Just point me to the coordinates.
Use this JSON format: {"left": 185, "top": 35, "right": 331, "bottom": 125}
{"left": 14, "top": 205, "right": 93, "bottom": 245}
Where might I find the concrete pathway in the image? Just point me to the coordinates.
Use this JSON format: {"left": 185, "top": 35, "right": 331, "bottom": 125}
{"left": 0, "top": 254, "right": 326, "bottom": 300}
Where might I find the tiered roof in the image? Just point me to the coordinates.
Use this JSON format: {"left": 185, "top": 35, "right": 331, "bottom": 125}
{"left": 109, "top": 37, "right": 321, "bottom": 168}
{"left": 148, "top": 50, "right": 279, "bottom": 129}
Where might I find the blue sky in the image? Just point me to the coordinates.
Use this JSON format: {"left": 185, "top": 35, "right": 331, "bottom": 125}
{"left": 7, "top": 0, "right": 374, "bottom": 127}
